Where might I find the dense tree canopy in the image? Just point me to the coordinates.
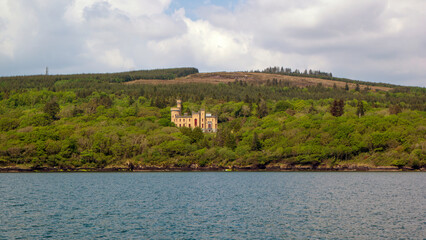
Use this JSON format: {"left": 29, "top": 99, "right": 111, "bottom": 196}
{"left": 0, "top": 69, "right": 425, "bottom": 170}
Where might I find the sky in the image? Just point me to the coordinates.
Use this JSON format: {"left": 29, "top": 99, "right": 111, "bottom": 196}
{"left": 0, "top": 0, "right": 425, "bottom": 86}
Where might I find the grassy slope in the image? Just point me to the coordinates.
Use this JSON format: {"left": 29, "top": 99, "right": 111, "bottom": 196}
{"left": 125, "top": 72, "right": 392, "bottom": 92}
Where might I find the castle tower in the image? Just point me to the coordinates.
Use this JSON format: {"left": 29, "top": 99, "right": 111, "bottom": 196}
{"left": 176, "top": 99, "right": 182, "bottom": 112}
{"left": 200, "top": 108, "right": 206, "bottom": 130}
{"left": 171, "top": 99, "right": 182, "bottom": 122}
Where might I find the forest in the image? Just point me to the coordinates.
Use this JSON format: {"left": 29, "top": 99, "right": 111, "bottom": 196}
{"left": 0, "top": 68, "right": 425, "bottom": 170}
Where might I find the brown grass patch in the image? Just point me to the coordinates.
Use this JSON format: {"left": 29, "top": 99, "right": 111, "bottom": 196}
{"left": 124, "top": 72, "right": 391, "bottom": 91}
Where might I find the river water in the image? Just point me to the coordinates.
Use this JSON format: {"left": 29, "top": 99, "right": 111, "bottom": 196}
{"left": 0, "top": 172, "right": 425, "bottom": 239}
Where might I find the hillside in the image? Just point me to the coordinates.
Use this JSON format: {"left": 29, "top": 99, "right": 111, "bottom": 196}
{"left": 125, "top": 72, "right": 392, "bottom": 92}
{"left": 0, "top": 68, "right": 425, "bottom": 171}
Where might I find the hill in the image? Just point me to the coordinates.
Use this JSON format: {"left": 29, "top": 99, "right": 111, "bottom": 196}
{"left": 125, "top": 72, "right": 392, "bottom": 92}
{"left": 0, "top": 68, "right": 425, "bottom": 171}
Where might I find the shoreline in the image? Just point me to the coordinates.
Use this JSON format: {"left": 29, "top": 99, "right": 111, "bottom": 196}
{"left": 1, "top": 166, "right": 425, "bottom": 173}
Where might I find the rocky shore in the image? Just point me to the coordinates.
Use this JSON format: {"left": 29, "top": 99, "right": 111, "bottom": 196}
{"left": 1, "top": 165, "right": 424, "bottom": 173}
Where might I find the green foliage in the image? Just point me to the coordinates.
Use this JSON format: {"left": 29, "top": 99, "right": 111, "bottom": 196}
{"left": 158, "top": 118, "right": 173, "bottom": 127}
{"left": 0, "top": 117, "right": 19, "bottom": 131}
{"left": 180, "top": 127, "right": 204, "bottom": 143}
{"left": 257, "top": 100, "right": 269, "bottom": 118}
{"left": 356, "top": 100, "right": 365, "bottom": 117}
{"left": 43, "top": 99, "right": 60, "bottom": 120}
{"left": 389, "top": 104, "right": 402, "bottom": 115}
{"left": 391, "top": 159, "right": 408, "bottom": 168}
{"left": 0, "top": 68, "right": 425, "bottom": 169}
{"left": 274, "top": 100, "right": 293, "bottom": 112}
{"left": 251, "top": 132, "right": 262, "bottom": 151}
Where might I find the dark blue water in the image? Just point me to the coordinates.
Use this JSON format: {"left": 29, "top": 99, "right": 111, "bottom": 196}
{"left": 0, "top": 172, "right": 425, "bottom": 239}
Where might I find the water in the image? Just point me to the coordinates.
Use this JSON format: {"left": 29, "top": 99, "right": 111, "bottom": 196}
{"left": 0, "top": 172, "right": 425, "bottom": 239}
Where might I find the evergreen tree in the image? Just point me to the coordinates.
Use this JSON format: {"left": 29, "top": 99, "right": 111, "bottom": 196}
{"left": 244, "top": 94, "right": 251, "bottom": 104}
{"left": 356, "top": 100, "right": 365, "bottom": 117}
{"left": 355, "top": 84, "right": 360, "bottom": 92}
{"left": 257, "top": 100, "right": 268, "bottom": 118}
{"left": 225, "top": 133, "right": 237, "bottom": 150}
{"left": 43, "top": 99, "right": 60, "bottom": 120}
{"left": 251, "top": 132, "right": 262, "bottom": 151}
{"left": 345, "top": 83, "right": 349, "bottom": 91}
{"left": 330, "top": 99, "right": 344, "bottom": 117}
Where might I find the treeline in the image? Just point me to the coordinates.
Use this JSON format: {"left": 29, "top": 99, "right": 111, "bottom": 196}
{"left": 0, "top": 67, "right": 199, "bottom": 90}
{"left": 256, "top": 66, "right": 399, "bottom": 88}
{"left": 262, "top": 66, "right": 333, "bottom": 78}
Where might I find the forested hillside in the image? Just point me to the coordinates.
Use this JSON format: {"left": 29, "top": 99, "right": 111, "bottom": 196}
{"left": 0, "top": 68, "right": 425, "bottom": 170}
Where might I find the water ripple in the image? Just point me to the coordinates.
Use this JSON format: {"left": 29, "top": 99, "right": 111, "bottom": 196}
{"left": 0, "top": 172, "right": 425, "bottom": 239}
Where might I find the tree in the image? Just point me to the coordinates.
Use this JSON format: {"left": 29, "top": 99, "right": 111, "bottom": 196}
{"left": 308, "top": 103, "right": 317, "bottom": 114}
{"left": 345, "top": 83, "right": 349, "bottom": 91}
{"left": 274, "top": 100, "right": 293, "bottom": 112}
{"left": 244, "top": 94, "right": 251, "bottom": 104}
{"left": 330, "top": 99, "right": 344, "bottom": 117}
{"left": 257, "top": 100, "right": 268, "bottom": 118}
{"left": 43, "top": 99, "right": 60, "bottom": 120}
{"left": 355, "top": 84, "right": 360, "bottom": 92}
{"left": 191, "top": 127, "right": 204, "bottom": 143}
{"left": 235, "top": 105, "right": 251, "bottom": 117}
{"left": 356, "top": 100, "right": 365, "bottom": 117}
{"left": 225, "top": 133, "right": 237, "bottom": 150}
{"left": 251, "top": 132, "right": 262, "bottom": 151}
{"left": 215, "top": 128, "right": 236, "bottom": 149}
{"left": 389, "top": 104, "right": 402, "bottom": 115}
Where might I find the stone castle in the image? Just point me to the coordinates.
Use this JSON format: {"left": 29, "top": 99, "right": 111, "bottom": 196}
{"left": 171, "top": 100, "right": 218, "bottom": 132}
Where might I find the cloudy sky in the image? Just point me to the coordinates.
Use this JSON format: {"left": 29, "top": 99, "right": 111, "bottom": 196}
{"left": 0, "top": 0, "right": 425, "bottom": 86}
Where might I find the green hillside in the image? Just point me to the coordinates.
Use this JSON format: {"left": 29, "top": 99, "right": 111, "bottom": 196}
{"left": 0, "top": 68, "right": 425, "bottom": 171}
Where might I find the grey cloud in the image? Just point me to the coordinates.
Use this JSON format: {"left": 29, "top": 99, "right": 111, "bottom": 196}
{"left": 195, "top": 0, "right": 425, "bottom": 86}
{"left": 0, "top": 0, "right": 424, "bottom": 87}
{"left": 83, "top": 2, "right": 118, "bottom": 20}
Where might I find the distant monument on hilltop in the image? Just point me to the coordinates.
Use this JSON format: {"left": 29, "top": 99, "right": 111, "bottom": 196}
{"left": 171, "top": 100, "right": 218, "bottom": 132}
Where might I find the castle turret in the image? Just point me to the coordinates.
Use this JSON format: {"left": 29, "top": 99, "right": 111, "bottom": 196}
{"left": 200, "top": 108, "right": 206, "bottom": 130}
{"left": 171, "top": 99, "right": 182, "bottom": 122}
{"left": 176, "top": 100, "right": 182, "bottom": 112}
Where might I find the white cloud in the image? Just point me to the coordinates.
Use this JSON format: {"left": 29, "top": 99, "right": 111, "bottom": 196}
{"left": 64, "top": 0, "right": 171, "bottom": 23}
{"left": 99, "top": 48, "right": 135, "bottom": 69}
{"left": 0, "top": 0, "right": 425, "bottom": 86}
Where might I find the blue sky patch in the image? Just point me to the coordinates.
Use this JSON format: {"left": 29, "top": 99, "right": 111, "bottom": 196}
{"left": 167, "top": 0, "right": 242, "bottom": 19}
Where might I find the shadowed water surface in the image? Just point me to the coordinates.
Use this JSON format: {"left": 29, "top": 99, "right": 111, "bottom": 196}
{"left": 0, "top": 172, "right": 425, "bottom": 239}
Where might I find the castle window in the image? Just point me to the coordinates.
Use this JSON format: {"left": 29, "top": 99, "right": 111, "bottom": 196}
{"left": 202, "top": 124, "right": 204, "bottom": 128}
{"left": 195, "top": 119, "right": 197, "bottom": 127}
{"left": 189, "top": 124, "right": 191, "bottom": 128}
